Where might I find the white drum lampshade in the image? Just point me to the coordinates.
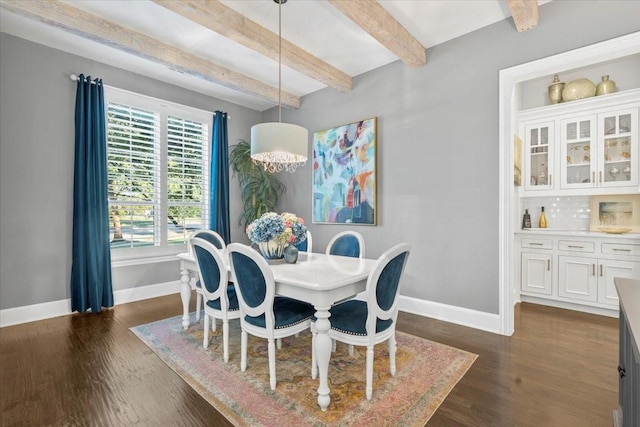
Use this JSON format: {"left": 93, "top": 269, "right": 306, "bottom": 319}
{"left": 251, "top": 122, "right": 308, "bottom": 173}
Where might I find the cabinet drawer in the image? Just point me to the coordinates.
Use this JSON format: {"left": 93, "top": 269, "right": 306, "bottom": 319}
{"left": 521, "top": 238, "right": 553, "bottom": 250}
{"left": 602, "top": 243, "right": 640, "bottom": 257}
{"left": 558, "top": 240, "right": 595, "bottom": 253}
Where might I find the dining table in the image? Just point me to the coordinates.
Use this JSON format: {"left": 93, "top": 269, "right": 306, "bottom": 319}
{"left": 176, "top": 250, "right": 376, "bottom": 411}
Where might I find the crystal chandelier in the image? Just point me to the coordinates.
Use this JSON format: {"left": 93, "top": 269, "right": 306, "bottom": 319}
{"left": 250, "top": 0, "right": 308, "bottom": 173}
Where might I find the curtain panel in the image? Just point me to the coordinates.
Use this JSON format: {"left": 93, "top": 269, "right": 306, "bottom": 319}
{"left": 210, "top": 111, "right": 230, "bottom": 243}
{"left": 70, "top": 74, "right": 114, "bottom": 313}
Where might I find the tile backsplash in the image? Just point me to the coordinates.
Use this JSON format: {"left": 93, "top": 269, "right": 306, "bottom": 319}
{"left": 520, "top": 196, "right": 590, "bottom": 230}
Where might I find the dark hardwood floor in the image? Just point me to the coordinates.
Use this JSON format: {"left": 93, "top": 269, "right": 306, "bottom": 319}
{"left": 1, "top": 295, "right": 618, "bottom": 426}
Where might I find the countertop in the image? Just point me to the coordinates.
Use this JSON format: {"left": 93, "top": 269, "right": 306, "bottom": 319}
{"left": 615, "top": 278, "right": 640, "bottom": 354}
{"left": 515, "top": 229, "right": 640, "bottom": 240}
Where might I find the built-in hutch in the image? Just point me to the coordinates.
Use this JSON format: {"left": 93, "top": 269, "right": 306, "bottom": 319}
{"left": 516, "top": 88, "right": 640, "bottom": 317}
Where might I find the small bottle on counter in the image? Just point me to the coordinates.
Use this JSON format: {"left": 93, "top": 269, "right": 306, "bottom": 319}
{"left": 522, "top": 209, "right": 531, "bottom": 229}
{"left": 539, "top": 207, "right": 547, "bottom": 228}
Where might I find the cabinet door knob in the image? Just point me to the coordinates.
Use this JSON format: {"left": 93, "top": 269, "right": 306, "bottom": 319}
{"left": 547, "top": 259, "right": 550, "bottom": 271}
{"left": 592, "top": 264, "right": 596, "bottom": 276}
{"left": 600, "top": 264, "right": 603, "bottom": 277}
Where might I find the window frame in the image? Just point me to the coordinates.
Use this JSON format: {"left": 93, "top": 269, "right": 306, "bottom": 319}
{"left": 104, "top": 86, "right": 212, "bottom": 261}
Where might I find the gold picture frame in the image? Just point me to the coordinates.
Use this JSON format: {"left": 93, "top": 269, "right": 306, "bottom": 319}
{"left": 589, "top": 194, "right": 640, "bottom": 233}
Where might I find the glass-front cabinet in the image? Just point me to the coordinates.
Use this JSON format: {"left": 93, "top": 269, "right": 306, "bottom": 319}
{"left": 520, "top": 90, "right": 639, "bottom": 196}
{"left": 559, "top": 108, "right": 638, "bottom": 190}
{"left": 560, "top": 116, "right": 596, "bottom": 188}
{"left": 598, "top": 109, "right": 638, "bottom": 188}
{"left": 524, "top": 121, "right": 554, "bottom": 191}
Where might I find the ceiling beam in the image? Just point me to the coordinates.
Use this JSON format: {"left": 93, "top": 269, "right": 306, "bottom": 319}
{"left": 152, "top": 0, "right": 352, "bottom": 93}
{"left": 506, "top": 0, "right": 539, "bottom": 32}
{"left": 0, "top": 0, "right": 300, "bottom": 109}
{"left": 328, "top": 0, "right": 426, "bottom": 67}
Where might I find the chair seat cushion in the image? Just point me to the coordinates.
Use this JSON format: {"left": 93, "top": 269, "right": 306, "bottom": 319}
{"left": 244, "top": 297, "right": 314, "bottom": 329}
{"left": 205, "top": 283, "right": 239, "bottom": 311}
{"left": 195, "top": 280, "right": 202, "bottom": 288}
{"left": 327, "top": 300, "right": 392, "bottom": 336}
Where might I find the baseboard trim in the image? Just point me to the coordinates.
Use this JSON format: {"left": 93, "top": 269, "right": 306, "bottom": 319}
{"left": 0, "top": 281, "right": 180, "bottom": 328}
{"left": 398, "top": 295, "right": 502, "bottom": 334}
{"left": 520, "top": 295, "right": 618, "bottom": 318}
{"left": 3, "top": 284, "right": 501, "bottom": 334}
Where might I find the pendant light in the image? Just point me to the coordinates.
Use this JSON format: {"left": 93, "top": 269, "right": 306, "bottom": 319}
{"left": 250, "top": 0, "right": 308, "bottom": 173}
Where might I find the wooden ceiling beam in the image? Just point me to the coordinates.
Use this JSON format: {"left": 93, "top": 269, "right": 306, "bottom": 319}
{"left": 0, "top": 0, "right": 300, "bottom": 109}
{"left": 328, "top": 0, "right": 426, "bottom": 67}
{"left": 506, "top": 0, "right": 539, "bottom": 32}
{"left": 152, "top": 0, "right": 352, "bottom": 93}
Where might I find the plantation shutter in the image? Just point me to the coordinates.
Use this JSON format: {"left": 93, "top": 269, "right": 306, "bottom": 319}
{"left": 167, "top": 115, "right": 209, "bottom": 244}
{"left": 106, "top": 102, "right": 161, "bottom": 248}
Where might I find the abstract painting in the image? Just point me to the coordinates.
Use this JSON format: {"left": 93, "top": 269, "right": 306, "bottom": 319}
{"left": 312, "top": 118, "right": 377, "bottom": 224}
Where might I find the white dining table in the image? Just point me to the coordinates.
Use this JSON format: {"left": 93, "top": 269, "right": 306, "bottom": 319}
{"left": 176, "top": 250, "right": 376, "bottom": 411}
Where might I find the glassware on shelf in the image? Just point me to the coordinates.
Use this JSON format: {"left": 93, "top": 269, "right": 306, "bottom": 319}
{"left": 609, "top": 167, "right": 620, "bottom": 180}
{"left": 623, "top": 166, "right": 631, "bottom": 180}
{"left": 537, "top": 163, "right": 547, "bottom": 185}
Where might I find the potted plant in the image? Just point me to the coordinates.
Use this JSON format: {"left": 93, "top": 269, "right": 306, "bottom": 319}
{"left": 229, "top": 139, "right": 286, "bottom": 229}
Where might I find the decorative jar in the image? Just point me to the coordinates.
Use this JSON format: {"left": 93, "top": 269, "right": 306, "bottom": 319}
{"left": 562, "top": 78, "right": 596, "bottom": 102}
{"left": 548, "top": 74, "right": 564, "bottom": 104}
{"left": 596, "top": 75, "right": 616, "bottom": 96}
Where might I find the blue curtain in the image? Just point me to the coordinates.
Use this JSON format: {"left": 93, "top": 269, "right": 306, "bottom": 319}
{"left": 70, "top": 74, "right": 114, "bottom": 313}
{"left": 210, "top": 111, "right": 230, "bottom": 243}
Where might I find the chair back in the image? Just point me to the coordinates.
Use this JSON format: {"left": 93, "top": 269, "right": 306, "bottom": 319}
{"left": 294, "top": 230, "right": 313, "bottom": 253}
{"left": 190, "top": 237, "right": 231, "bottom": 311}
{"left": 326, "top": 231, "right": 365, "bottom": 258}
{"left": 190, "top": 229, "right": 226, "bottom": 252}
{"left": 227, "top": 243, "right": 276, "bottom": 329}
{"left": 364, "top": 243, "right": 411, "bottom": 335}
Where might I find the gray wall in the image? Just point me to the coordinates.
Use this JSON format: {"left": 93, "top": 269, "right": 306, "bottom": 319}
{"left": 2, "top": 1, "right": 639, "bottom": 315}
{"left": 272, "top": 0, "right": 640, "bottom": 314}
{"left": 0, "top": 33, "right": 259, "bottom": 309}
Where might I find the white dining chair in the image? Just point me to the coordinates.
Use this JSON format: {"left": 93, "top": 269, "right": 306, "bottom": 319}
{"left": 227, "top": 243, "right": 315, "bottom": 390}
{"left": 312, "top": 242, "right": 411, "bottom": 400}
{"left": 325, "top": 230, "right": 365, "bottom": 258}
{"left": 190, "top": 237, "right": 239, "bottom": 363}
{"left": 188, "top": 230, "right": 226, "bottom": 322}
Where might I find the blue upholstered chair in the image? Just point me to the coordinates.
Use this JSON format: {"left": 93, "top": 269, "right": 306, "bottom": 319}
{"left": 294, "top": 230, "right": 313, "bottom": 253}
{"left": 188, "top": 230, "right": 226, "bottom": 322}
{"left": 227, "top": 243, "right": 315, "bottom": 390}
{"left": 190, "top": 237, "right": 239, "bottom": 363}
{"left": 312, "top": 242, "right": 411, "bottom": 400}
{"left": 325, "top": 230, "right": 365, "bottom": 258}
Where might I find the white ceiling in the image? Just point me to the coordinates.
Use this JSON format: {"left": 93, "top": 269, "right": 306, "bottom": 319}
{"left": 0, "top": 0, "right": 546, "bottom": 112}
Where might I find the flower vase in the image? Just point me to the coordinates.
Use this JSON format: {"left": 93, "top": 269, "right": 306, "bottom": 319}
{"left": 258, "top": 240, "right": 286, "bottom": 260}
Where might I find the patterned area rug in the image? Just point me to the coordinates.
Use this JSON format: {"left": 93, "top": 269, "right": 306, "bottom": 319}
{"left": 131, "top": 314, "right": 477, "bottom": 426}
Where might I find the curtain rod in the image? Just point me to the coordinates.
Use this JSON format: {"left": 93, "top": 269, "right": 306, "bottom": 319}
{"left": 69, "top": 74, "right": 230, "bottom": 119}
{"left": 70, "top": 73, "right": 100, "bottom": 84}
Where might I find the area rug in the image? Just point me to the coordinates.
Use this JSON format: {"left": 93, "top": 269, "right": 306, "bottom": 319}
{"left": 131, "top": 314, "right": 477, "bottom": 426}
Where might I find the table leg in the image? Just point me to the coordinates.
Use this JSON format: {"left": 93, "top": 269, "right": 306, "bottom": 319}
{"left": 180, "top": 266, "right": 192, "bottom": 330}
{"left": 313, "top": 306, "right": 332, "bottom": 411}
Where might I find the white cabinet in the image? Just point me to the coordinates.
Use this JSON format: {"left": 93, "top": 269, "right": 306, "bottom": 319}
{"left": 560, "top": 115, "right": 595, "bottom": 188}
{"left": 598, "top": 259, "right": 640, "bottom": 306}
{"left": 517, "top": 232, "right": 640, "bottom": 314}
{"left": 521, "top": 252, "right": 552, "bottom": 295}
{"left": 598, "top": 109, "right": 638, "bottom": 188}
{"left": 519, "top": 89, "right": 640, "bottom": 196}
{"left": 524, "top": 121, "right": 554, "bottom": 191}
{"left": 558, "top": 255, "right": 598, "bottom": 302}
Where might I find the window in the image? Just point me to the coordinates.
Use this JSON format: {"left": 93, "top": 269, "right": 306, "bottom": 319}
{"left": 105, "top": 87, "right": 210, "bottom": 257}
